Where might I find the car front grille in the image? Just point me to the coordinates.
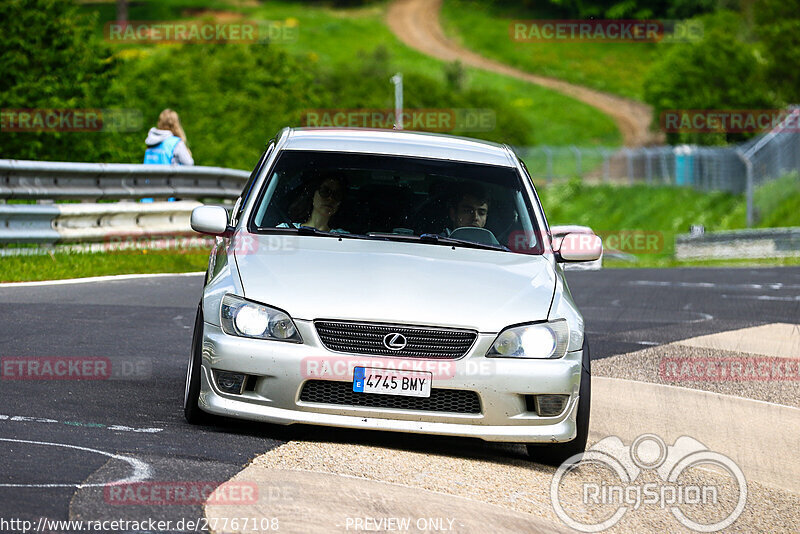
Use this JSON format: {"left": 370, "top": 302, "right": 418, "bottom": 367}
{"left": 299, "top": 380, "right": 482, "bottom": 414}
{"left": 314, "top": 320, "right": 476, "bottom": 359}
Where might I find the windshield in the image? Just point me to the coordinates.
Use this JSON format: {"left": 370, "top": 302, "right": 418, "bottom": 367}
{"left": 249, "top": 150, "right": 544, "bottom": 254}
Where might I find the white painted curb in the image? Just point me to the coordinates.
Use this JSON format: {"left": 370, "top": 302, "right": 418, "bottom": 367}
{"left": 0, "top": 271, "right": 204, "bottom": 288}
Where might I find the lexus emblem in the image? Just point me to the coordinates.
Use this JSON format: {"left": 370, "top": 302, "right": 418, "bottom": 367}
{"left": 382, "top": 332, "right": 407, "bottom": 351}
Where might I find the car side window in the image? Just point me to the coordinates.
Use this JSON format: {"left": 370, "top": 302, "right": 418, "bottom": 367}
{"left": 231, "top": 141, "right": 275, "bottom": 226}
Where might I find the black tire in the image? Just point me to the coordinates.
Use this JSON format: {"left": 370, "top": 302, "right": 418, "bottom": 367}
{"left": 184, "top": 303, "right": 213, "bottom": 424}
{"left": 527, "top": 337, "right": 591, "bottom": 466}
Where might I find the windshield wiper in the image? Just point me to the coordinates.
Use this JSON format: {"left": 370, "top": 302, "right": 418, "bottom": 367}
{"left": 295, "top": 226, "right": 369, "bottom": 240}
{"left": 296, "top": 225, "right": 333, "bottom": 236}
{"left": 376, "top": 233, "right": 510, "bottom": 252}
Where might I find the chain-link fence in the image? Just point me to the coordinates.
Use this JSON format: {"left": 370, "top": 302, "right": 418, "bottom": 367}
{"left": 515, "top": 144, "right": 754, "bottom": 191}
{"left": 514, "top": 107, "right": 800, "bottom": 200}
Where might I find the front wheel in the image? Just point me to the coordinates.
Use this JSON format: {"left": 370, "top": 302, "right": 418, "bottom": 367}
{"left": 527, "top": 338, "right": 591, "bottom": 466}
{"left": 184, "top": 304, "right": 212, "bottom": 424}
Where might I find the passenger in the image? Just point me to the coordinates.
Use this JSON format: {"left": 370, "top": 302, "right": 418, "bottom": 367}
{"left": 281, "top": 174, "right": 347, "bottom": 232}
{"left": 444, "top": 184, "right": 489, "bottom": 235}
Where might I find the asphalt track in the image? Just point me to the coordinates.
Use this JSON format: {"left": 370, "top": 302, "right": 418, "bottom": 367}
{"left": 0, "top": 267, "right": 798, "bottom": 529}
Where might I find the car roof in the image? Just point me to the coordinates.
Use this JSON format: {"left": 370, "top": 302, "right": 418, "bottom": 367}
{"left": 280, "top": 128, "right": 517, "bottom": 167}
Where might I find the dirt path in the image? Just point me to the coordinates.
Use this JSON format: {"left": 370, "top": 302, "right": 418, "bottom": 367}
{"left": 386, "top": 0, "right": 663, "bottom": 147}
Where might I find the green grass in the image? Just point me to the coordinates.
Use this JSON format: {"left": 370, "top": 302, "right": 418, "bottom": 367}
{"left": 0, "top": 250, "right": 208, "bottom": 282}
{"left": 80, "top": 0, "right": 620, "bottom": 147}
{"left": 440, "top": 0, "right": 663, "bottom": 100}
{"left": 5, "top": 175, "right": 800, "bottom": 282}
{"left": 539, "top": 173, "right": 800, "bottom": 264}
{"left": 539, "top": 181, "right": 747, "bottom": 235}
{"left": 752, "top": 171, "right": 800, "bottom": 227}
{"left": 605, "top": 256, "right": 800, "bottom": 268}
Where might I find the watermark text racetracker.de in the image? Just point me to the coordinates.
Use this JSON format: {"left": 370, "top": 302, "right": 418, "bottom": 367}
{"left": 0, "top": 517, "right": 279, "bottom": 533}
{"left": 550, "top": 434, "right": 747, "bottom": 532}
{"left": 1, "top": 356, "right": 151, "bottom": 381}
{"left": 104, "top": 20, "right": 298, "bottom": 43}
{"left": 660, "top": 356, "right": 800, "bottom": 382}
{"left": 95, "top": 233, "right": 296, "bottom": 256}
{"left": 302, "top": 356, "right": 498, "bottom": 380}
{"left": 1, "top": 108, "right": 142, "bottom": 133}
{"left": 660, "top": 109, "right": 800, "bottom": 133}
{"left": 302, "top": 108, "right": 496, "bottom": 132}
{"left": 104, "top": 481, "right": 270, "bottom": 506}
{"left": 507, "top": 230, "right": 664, "bottom": 255}
{"left": 510, "top": 19, "right": 703, "bottom": 42}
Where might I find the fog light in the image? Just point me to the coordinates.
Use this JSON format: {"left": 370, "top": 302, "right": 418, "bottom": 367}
{"left": 214, "top": 371, "right": 246, "bottom": 394}
{"left": 533, "top": 394, "right": 569, "bottom": 416}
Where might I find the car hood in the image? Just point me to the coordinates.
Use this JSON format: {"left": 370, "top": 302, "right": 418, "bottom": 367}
{"left": 234, "top": 234, "right": 557, "bottom": 332}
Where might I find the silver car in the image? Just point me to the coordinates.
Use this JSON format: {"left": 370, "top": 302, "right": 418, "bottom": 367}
{"left": 184, "top": 128, "right": 601, "bottom": 465}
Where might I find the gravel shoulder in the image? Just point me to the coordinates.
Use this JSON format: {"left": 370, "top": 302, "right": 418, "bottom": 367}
{"left": 593, "top": 343, "right": 800, "bottom": 408}
{"left": 225, "top": 439, "right": 799, "bottom": 533}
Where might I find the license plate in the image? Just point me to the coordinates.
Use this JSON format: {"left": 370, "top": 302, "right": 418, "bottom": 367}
{"left": 353, "top": 367, "right": 432, "bottom": 398}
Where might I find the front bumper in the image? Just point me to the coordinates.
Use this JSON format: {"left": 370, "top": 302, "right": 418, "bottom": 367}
{"left": 197, "top": 320, "right": 584, "bottom": 443}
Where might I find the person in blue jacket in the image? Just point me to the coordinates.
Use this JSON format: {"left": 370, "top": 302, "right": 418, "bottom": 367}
{"left": 142, "top": 109, "right": 193, "bottom": 202}
{"left": 143, "top": 109, "right": 194, "bottom": 166}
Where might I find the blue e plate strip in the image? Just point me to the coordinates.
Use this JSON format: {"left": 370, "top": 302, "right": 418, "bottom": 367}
{"left": 353, "top": 366, "right": 365, "bottom": 392}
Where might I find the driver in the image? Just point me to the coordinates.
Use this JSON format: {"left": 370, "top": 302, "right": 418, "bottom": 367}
{"left": 444, "top": 184, "right": 489, "bottom": 236}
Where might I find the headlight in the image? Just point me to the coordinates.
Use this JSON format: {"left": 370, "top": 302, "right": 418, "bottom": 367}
{"left": 486, "top": 320, "right": 569, "bottom": 359}
{"left": 220, "top": 294, "right": 301, "bottom": 342}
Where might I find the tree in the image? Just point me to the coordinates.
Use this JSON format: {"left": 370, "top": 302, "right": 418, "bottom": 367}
{"left": 0, "top": 0, "right": 118, "bottom": 161}
{"left": 643, "top": 11, "right": 777, "bottom": 145}
{"left": 754, "top": 0, "right": 800, "bottom": 104}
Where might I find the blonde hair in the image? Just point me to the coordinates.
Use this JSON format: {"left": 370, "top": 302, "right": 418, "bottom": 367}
{"left": 156, "top": 109, "right": 192, "bottom": 157}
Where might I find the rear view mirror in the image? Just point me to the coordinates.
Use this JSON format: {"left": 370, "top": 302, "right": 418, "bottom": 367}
{"left": 556, "top": 232, "right": 602, "bottom": 262}
{"left": 191, "top": 205, "right": 229, "bottom": 236}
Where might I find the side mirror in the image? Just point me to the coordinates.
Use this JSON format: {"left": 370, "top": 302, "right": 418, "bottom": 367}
{"left": 556, "top": 232, "right": 602, "bottom": 262}
{"left": 191, "top": 205, "right": 229, "bottom": 236}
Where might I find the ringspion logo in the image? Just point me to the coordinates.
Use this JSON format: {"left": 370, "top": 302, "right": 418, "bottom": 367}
{"left": 551, "top": 434, "right": 747, "bottom": 532}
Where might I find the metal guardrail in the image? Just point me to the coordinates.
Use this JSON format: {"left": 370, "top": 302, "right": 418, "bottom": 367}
{"left": 0, "top": 159, "right": 249, "bottom": 201}
{"left": 0, "top": 204, "right": 61, "bottom": 243}
{"left": 676, "top": 227, "right": 800, "bottom": 260}
{"left": 0, "top": 201, "right": 202, "bottom": 244}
